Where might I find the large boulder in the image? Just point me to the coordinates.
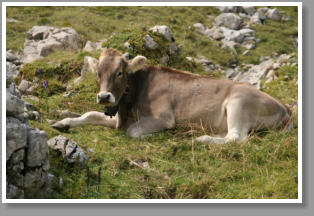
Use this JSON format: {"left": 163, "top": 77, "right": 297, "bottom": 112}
{"left": 23, "top": 26, "right": 80, "bottom": 63}
{"left": 214, "top": 13, "right": 243, "bottom": 30}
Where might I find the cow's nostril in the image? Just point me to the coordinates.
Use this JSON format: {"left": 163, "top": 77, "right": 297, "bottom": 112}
{"left": 105, "top": 94, "right": 110, "bottom": 100}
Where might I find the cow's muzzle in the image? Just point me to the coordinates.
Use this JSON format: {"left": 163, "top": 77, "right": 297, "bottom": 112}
{"left": 97, "top": 92, "right": 116, "bottom": 104}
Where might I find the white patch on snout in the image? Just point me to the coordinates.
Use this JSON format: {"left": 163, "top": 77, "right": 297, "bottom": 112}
{"left": 97, "top": 91, "right": 116, "bottom": 104}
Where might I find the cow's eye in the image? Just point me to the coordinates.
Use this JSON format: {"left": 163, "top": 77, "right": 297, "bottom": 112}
{"left": 117, "top": 71, "right": 123, "bottom": 77}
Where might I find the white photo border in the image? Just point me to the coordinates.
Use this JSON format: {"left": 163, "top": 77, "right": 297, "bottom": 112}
{"left": 2, "top": 1, "right": 303, "bottom": 204}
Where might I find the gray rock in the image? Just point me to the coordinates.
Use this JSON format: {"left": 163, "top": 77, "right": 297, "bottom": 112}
{"left": 214, "top": 13, "right": 243, "bottom": 30}
{"left": 7, "top": 82, "right": 21, "bottom": 98}
{"left": 7, "top": 18, "right": 19, "bottom": 23}
{"left": 193, "top": 23, "right": 206, "bottom": 34}
{"left": 24, "top": 168, "right": 47, "bottom": 198}
{"left": 63, "top": 90, "right": 75, "bottom": 98}
{"left": 234, "top": 59, "right": 274, "bottom": 89}
{"left": 6, "top": 183, "right": 24, "bottom": 199}
{"left": 257, "top": 7, "right": 269, "bottom": 14}
{"left": 267, "top": 8, "right": 281, "bottom": 21}
{"left": 38, "top": 38, "right": 64, "bottom": 57}
{"left": 250, "top": 11, "right": 266, "bottom": 25}
{"left": 47, "top": 135, "right": 68, "bottom": 156}
{"left": 23, "top": 26, "right": 80, "bottom": 63}
{"left": 27, "top": 26, "right": 54, "bottom": 40}
{"left": 6, "top": 91, "right": 25, "bottom": 116}
{"left": 220, "top": 27, "right": 244, "bottom": 43}
{"left": 124, "top": 41, "right": 131, "bottom": 49}
{"left": 83, "top": 41, "right": 97, "bottom": 52}
{"left": 74, "top": 56, "right": 99, "bottom": 84}
{"left": 150, "top": 25, "right": 175, "bottom": 42}
{"left": 6, "top": 117, "right": 27, "bottom": 161}
{"left": 215, "top": 6, "right": 243, "bottom": 13}
{"left": 6, "top": 61, "right": 19, "bottom": 80}
{"left": 243, "top": 6, "right": 256, "bottom": 16}
{"left": 169, "top": 42, "right": 179, "bottom": 55}
{"left": 18, "top": 80, "right": 32, "bottom": 93}
{"left": 28, "top": 111, "right": 41, "bottom": 121}
{"left": 160, "top": 54, "right": 170, "bottom": 65}
{"left": 27, "top": 129, "right": 49, "bottom": 167}
{"left": 6, "top": 50, "right": 19, "bottom": 62}
{"left": 48, "top": 135, "right": 88, "bottom": 165}
{"left": 205, "top": 26, "right": 224, "bottom": 40}
{"left": 144, "top": 34, "right": 159, "bottom": 50}
{"left": 221, "top": 39, "right": 238, "bottom": 54}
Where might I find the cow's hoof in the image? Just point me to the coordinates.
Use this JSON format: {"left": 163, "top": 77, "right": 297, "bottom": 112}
{"left": 52, "top": 122, "right": 70, "bottom": 132}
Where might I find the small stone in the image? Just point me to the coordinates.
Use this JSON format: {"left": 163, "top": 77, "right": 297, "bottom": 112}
{"left": 124, "top": 41, "right": 131, "bottom": 49}
{"left": 63, "top": 90, "right": 74, "bottom": 98}
{"left": 144, "top": 35, "right": 159, "bottom": 50}
{"left": 149, "top": 25, "right": 175, "bottom": 42}
{"left": 18, "top": 80, "right": 32, "bottom": 93}
{"left": 160, "top": 54, "right": 169, "bottom": 65}
{"left": 267, "top": 8, "right": 281, "bottom": 21}
{"left": 83, "top": 41, "right": 97, "bottom": 52}
{"left": 7, "top": 18, "right": 19, "bottom": 23}
{"left": 28, "top": 111, "right": 41, "bottom": 121}
{"left": 193, "top": 23, "right": 206, "bottom": 34}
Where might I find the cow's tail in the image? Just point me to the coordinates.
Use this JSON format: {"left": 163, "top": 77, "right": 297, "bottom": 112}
{"left": 279, "top": 104, "right": 293, "bottom": 132}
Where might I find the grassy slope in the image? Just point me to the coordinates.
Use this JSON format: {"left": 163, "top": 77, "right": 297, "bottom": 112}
{"left": 7, "top": 6, "right": 298, "bottom": 199}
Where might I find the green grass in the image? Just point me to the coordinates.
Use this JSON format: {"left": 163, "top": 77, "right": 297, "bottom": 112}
{"left": 7, "top": 6, "right": 298, "bottom": 199}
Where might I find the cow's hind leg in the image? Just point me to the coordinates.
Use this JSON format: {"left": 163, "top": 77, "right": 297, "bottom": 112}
{"left": 196, "top": 99, "right": 249, "bottom": 144}
{"left": 52, "top": 111, "right": 117, "bottom": 131}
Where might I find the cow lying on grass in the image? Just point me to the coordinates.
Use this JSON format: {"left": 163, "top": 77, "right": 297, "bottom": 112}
{"left": 52, "top": 48, "right": 292, "bottom": 144}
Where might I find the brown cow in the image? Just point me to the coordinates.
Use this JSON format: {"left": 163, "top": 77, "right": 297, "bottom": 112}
{"left": 52, "top": 48, "right": 292, "bottom": 144}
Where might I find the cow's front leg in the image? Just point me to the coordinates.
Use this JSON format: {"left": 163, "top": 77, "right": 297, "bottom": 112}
{"left": 126, "top": 116, "right": 175, "bottom": 138}
{"left": 52, "top": 111, "right": 117, "bottom": 131}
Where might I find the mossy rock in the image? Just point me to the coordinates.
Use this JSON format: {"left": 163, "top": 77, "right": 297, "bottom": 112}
{"left": 17, "top": 51, "right": 101, "bottom": 97}
{"left": 102, "top": 28, "right": 209, "bottom": 74}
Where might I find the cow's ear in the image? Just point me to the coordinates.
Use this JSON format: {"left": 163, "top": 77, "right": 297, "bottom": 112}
{"left": 128, "top": 55, "right": 146, "bottom": 72}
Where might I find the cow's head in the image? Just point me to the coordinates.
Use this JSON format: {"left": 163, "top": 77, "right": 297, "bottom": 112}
{"left": 96, "top": 48, "right": 146, "bottom": 106}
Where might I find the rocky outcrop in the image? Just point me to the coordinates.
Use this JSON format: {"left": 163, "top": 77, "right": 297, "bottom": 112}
{"left": 23, "top": 26, "right": 80, "bottom": 63}
{"left": 6, "top": 65, "right": 56, "bottom": 199}
{"left": 224, "top": 53, "right": 296, "bottom": 89}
